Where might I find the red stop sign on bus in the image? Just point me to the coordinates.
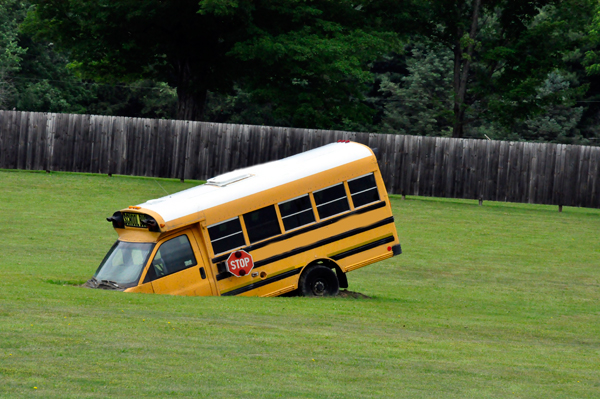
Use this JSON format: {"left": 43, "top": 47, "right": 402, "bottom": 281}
{"left": 226, "top": 250, "right": 254, "bottom": 277}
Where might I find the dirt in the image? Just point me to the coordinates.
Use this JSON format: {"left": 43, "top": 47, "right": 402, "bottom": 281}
{"left": 337, "top": 289, "right": 371, "bottom": 299}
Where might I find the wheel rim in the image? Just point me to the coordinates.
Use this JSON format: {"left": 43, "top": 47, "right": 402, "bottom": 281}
{"left": 312, "top": 280, "right": 326, "bottom": 295}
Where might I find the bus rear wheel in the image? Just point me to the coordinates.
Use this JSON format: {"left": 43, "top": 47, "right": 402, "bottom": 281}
{"left": 300, "top": 265, "right": 339, "bottom": 297}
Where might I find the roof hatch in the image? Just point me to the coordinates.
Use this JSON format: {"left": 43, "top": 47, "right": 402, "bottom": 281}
{"left": 206, "top": 173, "right": 253, "bottom": 187}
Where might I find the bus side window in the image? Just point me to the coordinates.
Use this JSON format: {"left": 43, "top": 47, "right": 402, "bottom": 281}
{"left": 348, "top": 173, "right": 380, "bottom": 208}
{"left": 278, "top": 195, "right": 315, "bottom": 231}
{"left": 208, "top": 217, "right": 245, "bottom": 255}
{"left": 313, "top": 183, "right": 350, "bottom": 219}
{"left": 144, "top": 235, "right": 197, "bottom": 283}
{"left": 243, "top": 205, "right": 281, "bottom": 243}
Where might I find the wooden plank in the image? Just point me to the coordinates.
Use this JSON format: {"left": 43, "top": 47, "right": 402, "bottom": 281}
{"left": 256, "top": 125, "right": 270, "bottom": 164}
{"left": 413, "top": 136, "right": 424, "bottom": 196}
{"left": 417, "top": 137, "right": 432, "bottom": 197}
{"left": 16, "top": 112, "right": 29, "bottom": 169}
{"left": 179, "top": 119, "right": 189, "bottom": 179}
{"left": 0, "top": 111, "right": 11, "bottom": 168}
{"left": 33, "top": 113, "right": 47, "bottom": 171}
{"left": 530, "top": 143, "right": 543, "bottom": 204}
{"left": 205, "top": 123, "right": 219, "bottom": 178}
{"left": 380, "top": 133, "right": 395, "bottom": 192}
{"left": 400, "top": 135, "right": 413, "bottom": 196}
{"left": 140, "top": 118, "right": 154, "bottom": 177}
{"left": 495, "top": 141, "right": 508, "bottom": 202}
{"left": 390, "top": 135, "right": 404, "bottom": 195}
{"left": 484, "top": 140, "right": 499, "bottom": 201}
{"left": 552, "top": 144, "right": 566, "bottom": 205}
{"left": 431, "top": 137, "right": 443, "bottom": 197}
{"left": 563, "top": 145, "right": 580, "bottom": 207}
{"left": 25, "top": 112, "right": 37, "bottom": 170}
{"left": 119, "top": 117, "right": 132, "bottom": 176}
{"left": 131, "top": 117, "right": 143, "bottom": 176}
{"left": 98, "top": 114, "right": 109, "bottom": 174}
{"left": 199, "top": 121, "right": 212, "bottom": 179}
{"left": 67, "top": 114, "right": 77, "bottom": 172}
{"left": 5, "top": 111, "right": 17, "bottom": 169}
{"left": 386, "top": 134, "right": 400, "bottom": 194}
{"left": 0, "top": 111, "right": 4, "bottom": 168}
{"left": 468, "top": 139, "right": 480, "bottom": 200}
{"left": 79, "top": 114, "right": 92, "bottom": 173}
{"left": 50, "top": 113, "right": 64, "bottom": 171}
{"left": 589, "top": 147, "right": 600, "bottom": 208}
{"left": 106, "top": 116, "right": 118, "bottom": 175}
{"left": 269, "top": 126, "right": 283, "bottom": 162}
{"left": 519, "top": 142, "right": 531, "bottom": 204}
{"left": 88, "top": 115, "right": 98, "bottom": 173}
{"left": 170, "top": 119, "right": 185, "bottom": 179}
{"left": 505, "top": 142, "right": 519, "bottom": 203}
{"left": 7, "top": 111, "right": 19, "bottom": 169}
{"left": 184, "top": 121, "right": 199, "bottom": 180}
{"left": 68, "top": 114, "right": 81, "bottom": 172}
{"left": 585, "top": 147, "right": 599, "bottom": 208}
{"left": 575, "top": 145, "right": 590, "bottom": 207}
{"left": 477, "top": 139, "right": 489, "bottom": 201}
{"left": 442, "top": 137, "right": 455, "bottom": 198}
{"left": 237, "top": 124, "right": 251, "bottom": 170}
{"left": 415, "top": 136, "right": 427, "bottom": 197}
{"left": 160, "top": 119, "right": 174, "bottom": 178}
{"left": 401, "top": 135, "right": 413, "bottom": 196}
{"left": 101, "top": 115, "right": 113, "bottom": 174}
{"left": 45, "top": 113, "right": 56, "bottom": 172}
{"left": 539, "top": 143, "right": 555, "bottom": 205}
{"left": 456, "top": 139, "right": 467, "bottom": 199}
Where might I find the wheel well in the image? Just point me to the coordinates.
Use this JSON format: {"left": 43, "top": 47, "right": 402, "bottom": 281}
{"left": 304, "top": 258, "right": 348, "bottom": 289}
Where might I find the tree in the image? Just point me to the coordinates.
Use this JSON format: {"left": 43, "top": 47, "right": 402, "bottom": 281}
{"left": 413, "top": 0, "right": 593, "bottom": 138}
{"left": 377, "top": 40, "right": 454, "bottom": 136}
{"left": 25, "top": 0, "right": 400, "bottom": 126}
{"left": 0, "top": 0, "right": 27, "bottom": 108}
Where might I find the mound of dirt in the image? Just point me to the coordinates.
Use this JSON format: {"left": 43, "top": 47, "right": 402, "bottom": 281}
{"left": 337, "top": 289, "right": 371, "bottom": 299}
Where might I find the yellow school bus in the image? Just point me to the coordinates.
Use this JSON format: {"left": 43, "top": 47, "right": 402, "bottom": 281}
{"left": 86, "top": 141, "right": 401, "bottom": 297}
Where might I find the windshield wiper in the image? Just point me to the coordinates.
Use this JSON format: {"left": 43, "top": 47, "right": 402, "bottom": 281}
{"left": 84, "top": 277, "right": 99, "bottom": 288}
{"left": 98, "top": 280, "right": 123, "bottom": 289}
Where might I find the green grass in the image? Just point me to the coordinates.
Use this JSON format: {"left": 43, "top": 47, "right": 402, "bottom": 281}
{"left": 1, "top": 170, "right": 599, "bottom": 398}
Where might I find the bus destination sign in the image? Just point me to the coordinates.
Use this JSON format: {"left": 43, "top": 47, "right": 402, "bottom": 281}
{"left": 122, "top": 212, "right": 146, "bottom": 228}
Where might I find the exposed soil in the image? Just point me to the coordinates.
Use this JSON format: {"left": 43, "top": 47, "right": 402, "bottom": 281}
{"left": 337, "top": 289, "right": 371, "bottom": 299}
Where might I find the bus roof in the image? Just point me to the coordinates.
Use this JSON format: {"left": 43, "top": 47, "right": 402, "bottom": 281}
{"left": 137, "top": 142, "right": 374, "bottom": 224}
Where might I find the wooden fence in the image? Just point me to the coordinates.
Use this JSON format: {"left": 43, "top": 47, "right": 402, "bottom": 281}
{"left": 1, "top": 110, "right": 599, "bottom": 208}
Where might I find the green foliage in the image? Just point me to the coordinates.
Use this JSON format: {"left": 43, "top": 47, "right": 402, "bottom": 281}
{"left": 0, "top": 0, "right": 27, "bottom": 107}
{"left": 404, "top": 0, "right": 594, "bottom": 137}
{"left": 378, "top": 41, "right": 454, "bottom": 136}
{"left": 25, "top": 0, "right": 402, "bottom": 126}
{"left": 203, "top": 0, "right": 402, "bottom": 129}
{"left": 2, "top": 0, "right": 599, "bottom": 142}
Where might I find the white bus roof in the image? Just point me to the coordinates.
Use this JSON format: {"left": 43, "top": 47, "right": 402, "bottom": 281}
{"left": 137, "top": 142, "right": 374, "bottom": 223}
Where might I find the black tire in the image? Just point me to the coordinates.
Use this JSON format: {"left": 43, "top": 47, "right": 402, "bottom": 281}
{"left": 300, "top": 265, "right": 340, "bottom": 297}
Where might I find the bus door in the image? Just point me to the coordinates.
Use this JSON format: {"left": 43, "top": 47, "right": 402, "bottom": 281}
{"left": 143, "top": 231, "right": 214, "bottom": 296}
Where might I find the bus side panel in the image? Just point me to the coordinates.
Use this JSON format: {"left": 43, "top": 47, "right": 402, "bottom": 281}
{"left": 215, "top": 201, "right": 398, "bottom": 297}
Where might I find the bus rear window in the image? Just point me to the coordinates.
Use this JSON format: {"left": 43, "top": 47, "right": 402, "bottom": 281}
{"left": 279, "top": 195, "right": 315, "bottom": 231}
{"left": 313, "top": 183, "right": 350, "bottom": 219}
{"left": 348, "top": 173, "right": 380, "bottom": 208}
{"left": 244, "top": 205, "right": 281, "bottom": 243}
{"left": 208, "top": 217, "right": 246, "bottom": 254}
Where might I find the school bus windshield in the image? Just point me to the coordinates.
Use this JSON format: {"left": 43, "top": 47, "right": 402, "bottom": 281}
{"left": 94, "top": 241, "right": 155, "bottom": 287}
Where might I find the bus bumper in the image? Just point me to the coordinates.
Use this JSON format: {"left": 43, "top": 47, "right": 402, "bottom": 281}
{"left": 391, "top": 244, "right": 402, "bottom": 256}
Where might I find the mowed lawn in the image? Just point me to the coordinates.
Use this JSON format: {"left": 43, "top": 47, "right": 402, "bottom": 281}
{"left": 0, "top": 170, "right": 599, "bottom": 398}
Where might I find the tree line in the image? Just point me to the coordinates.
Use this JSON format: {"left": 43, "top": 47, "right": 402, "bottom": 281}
{"left": 2, "top": 0, "right": 600, "bottom": 145}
